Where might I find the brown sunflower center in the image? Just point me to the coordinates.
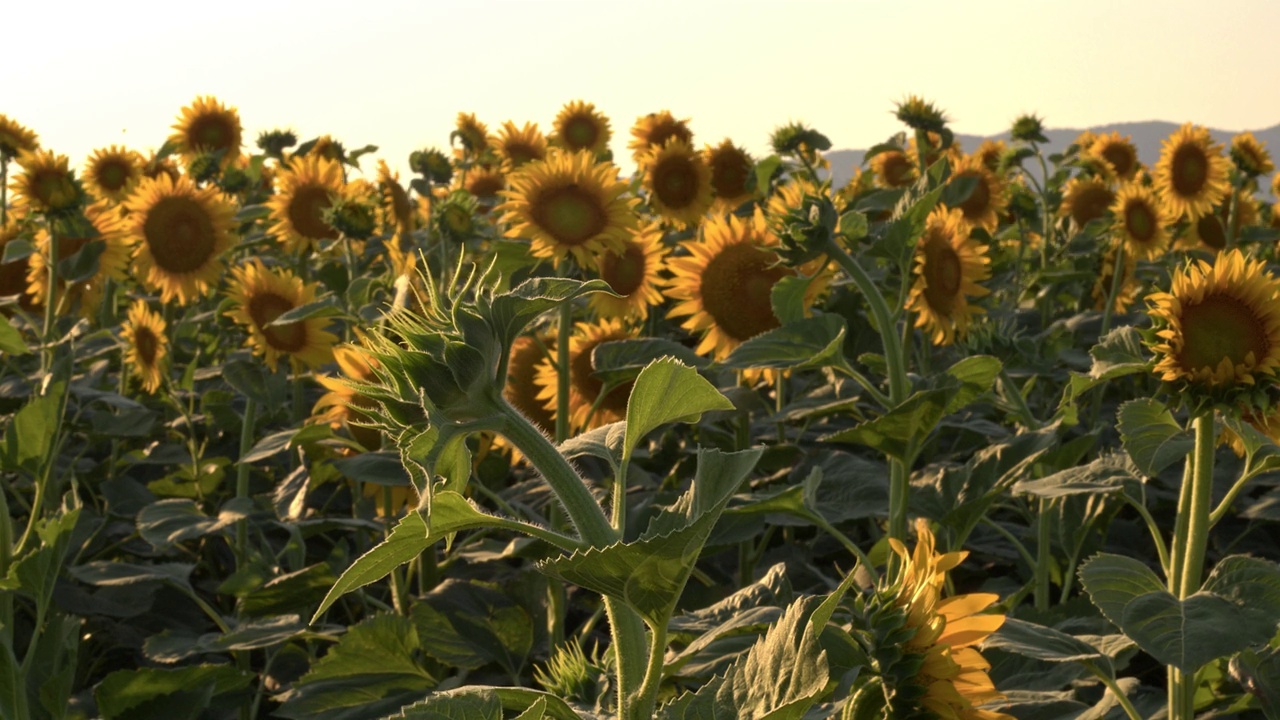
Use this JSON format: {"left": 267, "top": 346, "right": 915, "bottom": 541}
{"left": 921, "top": 232, "right": 963, "bottom": 316}
{"left": 710, "top": 151, "right": 750, "bottom": 200}
{"left": 287, "top": 184, "right": 338, "bottom": 240}
{"left": 571, "top": 338, "right": 632, "bottom": 418}
{"left": 531, "top": 184, "right": 607, "bottom": 247}
{"left": 467, "top": 174, "right": 504, "bottom": 198}
{"left": 1124, "top": 200, "right": 1157, "bottom": 243}
{"left": 882, "top": 153, "right": 914, "bottom": 187}
{"left": 134, "top": 326, "right": 159, "bottom": 366}
{"left": 563, "top": 118, "right": 599, "bottom": 151}
{"left": 699, "top": 243, "right": 787, "bottom": 342}
{"left": 188, "top": 114, "right": 235, "bottom": 152}
{"left": 956, "top": 171, "right": 991, "bottom": 220}
{"left": 653, "top": 156, "right": 699, "bottom": 209}
{"left": 1195, "top": 215, "right": 1226, "bottom": 250}
{"left": 1171, "top": 144, "right": 1209, "bottom": 197}
{"left": 1178, "top": 294, "right": 1270, "bottom": 372}
{"left": 95, "top": 159, "right": 132, "bottom": 192}
{"left": 0, "top": 250, "right": 29, "bottom": 297}
{"left": 506, "top": 337, "right": 556, "bottom": 433}
{"left": 248, "top": 291, "right": 306, "bottom": 353}
{"left": 32, "top": 169, "right": 75, "bottom": 208}
{"left": 646, "top": 123, "right": 692, "bottom": 151}
{"left": 1102, "top": 145, "right": 1136, "bottom": 177}
{"left": 1070, "top": 185, "right": 1115, "bottom": 226}
{"left": 143, "top": 196, "right": 219, "bottom": 273}
{"left": 504, "top": 143, "right": 543, "bottom": 169}
{"left": 600, "top": 243, "right": 647, "bottom": 296}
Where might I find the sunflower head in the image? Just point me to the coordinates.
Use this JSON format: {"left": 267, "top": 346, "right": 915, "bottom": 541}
{"left": 1230, "top": 132, "right": 1274, "bottom": 178}
{"left": 1058, "top": 175, "right": 1116, "bottom": 229}
{"left": 410, "top": 147, "right": 454, "bottom": 185}
{"left": 1010, "top": 114, "right": 1048, "bottom": 144}
{"left": 1155, "top": 124, "right": 1231, "bottom": 221}
{"left": 268, "top": 154, "right": 346, "bottom": 253}
{"left": 461, "top": 164, "right": 506, "bottom": 213}
{"left": 1090, "top": 132, "right": 1140, "bottom": 180}
{"left": 226, "top": 259, "right": 338, "bottom": 371}
{"left": 1110, "top": 182, "right": 1169, "bottom": 260}
{"left": 590, "top": 223, "right": 668, "bottom": 321}
{"left": 27, "top": 200, "right": 131, "bottom": 313}
{"left": 142, "top": 151, "right": 182, "bottom": 184}
{"left": 704, "top": 140, "right": 755, "bottom": 212}
{"left": 170, "top": 96, "right": 242, "bottom": 167}
{"left": 769, "top": 122, "right": 832, "bottom": 165}
{"left": 0, "top": 114, "right": 39, "bottom": 161}
{"left": 1092, "top": 244, "right": 1141, "bottom": 314}
{"left": 122, "top": 300, "right": 169, "bottom": 395}
{"left": 973, "top": 140, "right": 1007, "bottom": 174}
{"left": 377, "top": 160, "right": 415, "bottom": 236}
{"left": 894, "top": 95, "right": 948, "bottom": 133}
{"left": 534, "top": 319, "right": 637, "bottom": 434}
{"left": 1149, "top": 249, "right": 1280, "bottom": 396}
{"left": 10, "top": 150, "right": 84, "bottom": 216}
{"left": 256, "top": 129, "right": 298, "bottom": 160}
{"left": 906, "top": 207, "right": 991, "bottom": 346}
{"left": 504, "top": 332, "right": 557, "bottom": 438}
{"left": 552, "top": 100, "right": 612, "bottom": 155}
{"left": 870, "top": 148, "right": 917, "bottom": 189}
{"left": 640, "top": 138, "right": 714, "bottom": 229}
{"left": 492, "top": 121, "right": 548, "bottom": 171}
{"left": 124, "top": 173, "right": 236, "bottom": 305}
{"left": 452, "top": 112, "right": 490, "bottom": 157}
{"left": 628, "top": 111, "right": 693, "bottom": 163}
{"left": 313, "top": 343, "right": 384, "bottom": 451}
{"left": 947, "top": 155, "right": 1008, "bottom": 234}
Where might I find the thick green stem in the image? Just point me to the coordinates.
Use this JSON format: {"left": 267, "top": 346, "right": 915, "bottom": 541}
{"left": 236, "top": 398, "right": 258, "bottom": 566}
{"left": 42, "top": 226, "right": 59, "bottom": 373}
{"left": 555, "top": 300, "right": 572, "bottom": 444}
{"left": 1169, "top": 411, "right": 1216, "bottom": 720}
{"left": 1098, "top": 238, "right": 1127, "bottom": 337}
{"left": 630, "top": 621, "right": 668, "bottom": 720}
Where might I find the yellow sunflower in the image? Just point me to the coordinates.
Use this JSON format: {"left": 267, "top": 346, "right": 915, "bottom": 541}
{"left": 640, "top": 139, "right": 713, "bottom": 229}
{"left": 628, "top": 111, "right": 693, "bottom": 163}
{"left": 1230, "top": 132, "right": 1274, "bottom": 177}
{"left": 871, "top": 149, "right": 917, "bottom": 189}
{"left": 1155, "top": 124, "right": 1230, "bottom": 221}
{"left": 9, "top": 150, "right": 81, "bottom": 215}
{"left": 505, "top": 333, "right": 557, "bottom": 438}
{"left": 666, "top": 213, "right": 793, "bottom": 360}
{"left": 1177, "top": 190, "right": 1260, "bottom": 252}
{"left": 83, "top": 146, "right": 143, "bottom": 204}
{"left": 1092, "top": 245, "right": 1141, "bottom": 314}
{"left": 1058, "top": 176, "right": 1116, "bottom": 228}
{"left": 704, "top": 140, "right": 755, "bottom": 212}
{"left": 947, "top": 154, "right": 1007, "bottom": 234}
{"left": 908, "top": 131, "right": 962, "bottom": 171}
{"left": 313, "top": 344, "right": 384, "bottom": 452}
{"left": 461, "top": 164, "right": 507, "bottom": 213}
{"left": 972, "top": 140, "right": 1006, "bottom": 174}
{"left": 552, "top": 100, "right": 611, "bottom": 155}
{"left": 169, "top": 96, "right": 242, "bottom": 167}
{"left": 268, "top": 154, "right": 345, "bottom": 254}
{"left": 498, "top": 150, "right": 637, "bottom": 266}
{"left": 376, "top": 160, "right": 414, "bottom": 237}
{"left": 1089, "top": 132, "right": 1140, "bottom": 181}
{"left": 27, "top": 200, "right": 131, "bottom": 312}
{"left": 1110, "top": 182, "right": 1169, "bottom": 260}
{"left": 124, "top": 173, "right": 235, "bottom": 305}
{"left": 1149, "top": 249, "right": 1280, "bottom": 387}
{"left": 454, "top": 112, "right": 490, "bottom": 157}
{"left": 492, "top": 121, "right": 548, "bottom": 171}
{"left": 122, "top": 300, "right": 169, "bottom": 395}
{"left": 534, "top": 319, "right": 636, "bottom": 434}
{"left": 889, "top": 519, "right": 1013, "bottom": 720}
{"left": 142, "top": 151, "right": 181, "bottom": 184}
{"left": 1072, "top": 130, "right": 1099, "bottom": 150}
{"left": 905, "top": 207, "right": 991, "bottom": 346}
{"left": 0, "top": 114, "right": 39, "bottom": 160}
{"left": 226, "top": 259, "right": 338, "bottom": 371}
{"left": 1221, "top": 404, "right": 1280, "bottom": 457}
{"left": 590, "top": 223, "right": 668, "bottom": 321}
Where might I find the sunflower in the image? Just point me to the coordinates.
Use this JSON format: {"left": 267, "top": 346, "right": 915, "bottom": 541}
{"left": 905, "top": 207, "right": 991, "bottom": 346}
{"left": 461, "top": 164, "right": 507, "bottom": 213}
{"left": 0, "top": 215, "right": 36, "bottom": 308}
{"left": 628, "top": 111, "right": 693, "bottom": 163}
{"left": 1154, "top": 124, "right": 1230, "bottom": 221}
{"left": 1110, "top": 182, "right": 1169, "bottom": 260}
{"left": 170, "top": 96, "right": 242, "bottom": 167}
{"left": 534, "top": 319, "right": 636, "bottom": 433}
{"left": 505, "top": 333, "right": 557, "bottom": 437}
{"left": 947, "top": 154, "right": 1007, "bottom": 234}
{"left": 887, "top": 519, "right": 1013, "bottom": 720}
{"left": 498, "top": 150, "right": 637, "bottom": 266}
{"left": 1221, "top": 404, "right": 1280, "bottom": 457}
{"left": 1058, "top": 175, "right": 1115, "bottom": 228}
{"left": 141, "top": 151, "right": 182, "bottom": 184}
{"left": 908, "top": 131, "right": 962, "bottom": 171}
{"left": 871, "top": 149, "right": 917, "bottom": 189}
{"left": 590, "top": 223, "right": 668, "bottom": 321}
{"left": 268, "top": 154, "right": 345, "bottom": 253}
{"left": 0, "top": 115, "right": 39, "bottom": 161}
{"left": 9, "top": 150, "right": 82, "bottom": 215}
{"left": 82, "top": 146, "right": 143, "bottom": 204}
{"left": 122, "top": 300, "right": 168, "bottom": 394}
{"left": 1089, "top": 132, "right": 1140, "bottom": 180}
{"left": 1072, "top": 130, "right": 1099, "bottom": 151}
{"left": 1149, "top": 249, "right": 1280, "bottom": 388}
{"left": 492, "top": 121, "right": 548, "bottom": 171}
{"left": 27, "top": 200, "right": 131, "bottom": 312}
{"left": 313, "top": 344, "right": 383, "bottom": 452}
{"left": 972, "top": 140, "right": 1006, "bottom": 174}
{"left": 1230, "top": 132, "right": 1274, "bottom": 177}
{"left": 376, "top": 160, "right": 414, "bottom": 237}
{"left": 640, "top": 139, "right": 713, "bottom": 228}
{"left": 704, "top": 140, "right": 755, "bottom": 212}
{"left": 453, "top": 112, "right": 490, "bottom": 157}
{"left": 1178, "top": 190, "right": 1260, "bottom": 252}
{"left": 226, "top": 259, "right": 337, "bottom": 371}
{"left": 667, "top": 213, "right": 794, "bottom": 359}
{"left": 1092, "top": 245, "right": 1141, "bottom": 314}
{"left": 552, "top": 100, "right": 611, "bottom": 155}
{"left": 124, "top": 174, "right": 235, "bottom": 305}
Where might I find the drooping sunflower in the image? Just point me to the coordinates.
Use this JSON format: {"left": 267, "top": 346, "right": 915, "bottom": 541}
{"left": 1149, "top": 249, "right": 1280, "bottom": 388}
{"left": 534, "top": 319, "right": 636, "bottom": 433}
{"left": 142, "top": 151, "right": 182, "bottom": 184}
{"left": 169, "top": 96, "right": 242, "bottom": 167}
{"left": 0, "top": 114, "right": 39, "bottom": 160}
{"left": 492, "top": 121, "right": 548, "bottom": 171}
{"left": 552, "top": 100, "right": 611, "bottom": 155}
{"left": 886, "top": 519, "right": 1013, "bottom": 720}
{"left": 590, "top": 223, "right": 668, "bottom": 321}
{"left": 376, "top": 160, "right": 414, "bottom": 237}
{"left": 124, "top": 173, "right": 235, "bottom": 305}
{"left": 666, "top": 213, "right": 794, "bottom": 360}
{"left": 27, "top": 200, "right": 131, "bottom": 312}
{"left": 1230, "top": 132, "right": 1274, "bottom": 177}
{"left": 1177, "top": 190, "right": 1260, "bottom": 252}
{"left": 905, "top": 207, "right": 991, "bottom": 346}
{"left": 1058, "top": 175, "right": 1115, "bottom": 228}
{"left": 225, "top": 259, "right": 338, "bottom": 371}
{"left": 453, "top": 112, "right": 490, "bottom": 157}
{"left": 1154, "top": 124, "right": 1230, "bottom": 221}
{"left": 498, "top": 150, "right": 637, "bottom": 266}
{"left": 871, "top": 149, "right": 917, "bottom": 189}
{"left": 1072, "top": 130, "right": 1099, "bottom": 151}
{"left": 1110, "top": 182, "right": 1169, "bottom": 260}
{"left": 704, "top": 140, "right": 755, "bottom": 212}
{"left": 1089, "top": 132, "right": 1140, "bottom": 180}
{"left": 268, "top": 154, "right": 345, "bottom": 254}
{"left": 313, "top": 343, "right": 383, "bottom": 452}
{"left": 628, "top": 111, "right": 693, "bottom": 163}
{"left": 9, "top": 150, "right": 82, "bottom": 215}
{"left": 461, "top": 164, "right": 507, "bottom": 213}
{"left": 122, "top": 300, "right": 169, "bottom": 394}
{"left": 83, "top": 146, "right": 143, "bottom": 204}
{"left": 946, "top": 154, "right": 1007, "bottom": 234}
{"left": 640, "top": 139, "right": 713, "bottom": 228}
{"left": 1092, "top": 245, "right": 1141, "bottom": 314}
{"left": 972, "top": 140, "right": 1007, "bottom": 174}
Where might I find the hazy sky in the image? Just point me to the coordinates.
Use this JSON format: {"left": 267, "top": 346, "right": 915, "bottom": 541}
{"left": 9, "top": 0, "right": 1280, "bottom": 178}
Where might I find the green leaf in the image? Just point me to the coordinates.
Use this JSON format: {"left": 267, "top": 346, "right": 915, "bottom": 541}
{"left": 239, "top": 563, "right": 337, "bottom": 618}
{"left": 1, "top": 238, "right": 33, "bottom": 264}
{"left": 623, "top": 358, "right": 733, "bottom": 462}
{"left": 223, "top": 359, "right": 274, "bottom": 406}
{"left": 719, "top": 315, "right": 853, "bottom": 374}
{"left": 57, "top": 238, "right": 104, "bottom": 283}
{"left": 489, "top": 277, "right": 614, "bottom": 350}
{"left": 1, "top": 389, "right": 62, "bottom": 474}
{"left": 411, "top": 580, "right": 533, "bottom": 677}
{"left": 0, "top": 317, "right": 28, "bottom": 355}
{"left": 3, "top": 508, "right": 79, "bottom": 615}
{"left": 69, "top": 561, "right": 193, "bottom": 589}
{"left": 136, "top": 498, "right": 251, "bottom": 550}
{"left": 1230, "top": 645, "right": 1280, "bottom": 720}
{"left": 332, "top": 451, "right": 411, "bottom": 487}
{"left": 771, "top": 275, "right": 815, "bottom": 324}
{"left": 390, "top": 687, "right": 583, "bottom": 720}
{"left": 1057, "top": 327, "right": 1153, "bottom": 420}
{"left": 269, "top": 297, "right": 344, "bottom": 326}
{"left": 558, "top": 422, "right": 626, "bottom": 474}
{"left": 822, "top": 389, "right": 949, "bottom": 461}
{"left": 1013, "top": 452, "right": 1140, "bottom": 499}
{"left": 0, "top": 639, "right": 27, "bottom": 720}
{"left": 754, "top": 155, "right": 783, "bottom": 196}
{"left": 939, "top": 355, "right": 1002, "bottom": 414}
{"left": 95, "top": 665, "right": 252, "bottom": 720}
{"left": 591, "top": 338, "right": 708, "bottom": 388}
{"left": 983, "top": 617, "right": 1112, "bottom": 676}
{"left": 144, "top": 615, "right": 306, "bottom": 663}
{"left": 1117, "top": 399, "right": 1194, "bottom": 476}
{"left": 391, "top": 689, "right": 502, "bottom": 719}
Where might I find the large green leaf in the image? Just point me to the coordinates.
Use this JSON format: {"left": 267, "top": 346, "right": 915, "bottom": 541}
{"left": 939, "top": 355, "right": 1002, "bottom": 414}
{"left": 411, "top": 580, "right": 533, "bottom": 677}
{"left": 144, "top": 615, "right": 306, "bottom": 663}
{"left": 1117, "top": 399, "right": 1194, "bottom": 476}
{"left": 822, "top": 389, "right": 949, "bottom": 461}
{"left": 591, "top": 338, "right": 708, "bottom": 388}
{"left": 1057, "top": 326, "right": 1153, "bottom": 423}
{"left": 622, "top": 358, "right": 733, "bottom": 463}
{"left": 95, "top": 665, "right": 252, "bottom": 720}
{"left": 983, "top": 617, "right": 1112, "bottom": 676}
{"left": 136, "top": 498, "right": 251, "bottom": 550}
{"left": 489, "top": 277, "right": 614, "bottom": 349}
{"left": 718, "top": 315, "right": 854, "bottom": 374}
{"left": 389, "top": 687, "right": 584, "bottom": 720}
{"left": 0, "top": 317, "right": 28, "bottom": 355}
{"left": 1012, "top": 452, "right": 1140, "bottom": 499}
{"left": 558, "top": 422, "right": 626, "bottom": 474}
{"left": 1, "top": 388, "right": 62, "bottom": 474}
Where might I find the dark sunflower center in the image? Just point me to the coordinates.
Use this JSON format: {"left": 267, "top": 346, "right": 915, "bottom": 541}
{"left": 189, "top": 115, "right": 234, "bottom": 152}
{"left": 563, "top": 118, "right": 599, "bottom": 150}
{"left": 143, "top": 196, "right": 218, "bottom": 273}
{"left": 467, "top": 175, "right": 504, "bottom": 198}
{"left": 1195, "top": 215, "right": 1226, "bottom": 250}
{"left": 1103, "top": 145, "right": 1135, "bottom": 177}
{"left": 505, "top": 143, "right": 542, "bottom": 169}
{"left": 134, "top": 326, "right": 158, "bottom": 366}
{"left": 957, "top": 171, "right": 991, "bottom": 220}
{"left": 1178, "top": 294, "right": 1270, "bottom": 371}
{"left": 287, "top": 184, "right": 338, "bottom": 240}
{"left": 653, "top": 156, "right": 698, "bottom": 209}
{"left": 531, "top": 184, "right": 607, "bottom": 246}
{"left": 883, "top": 154, "right": 914, "bottom": 187}
{"left": 699, "top": 243, "right": 787, "bottom": 342}
{"left": 248, "top": 291, "right": 306, "bottom": 353}
{"left": 571, "top": 337, "right": 632, "bottom": 417}
{"left": 647, "top": 124, "right": 692, "bottom": 151}
{"left": 56, "top": 236, "right": 91, "bottom": 264}
{"left": 1071, "top": 185, "right": 1115, "bottom": 226}
{"left": 600, "top": 243, "right": 647, "bottom": 296}
{"left": 33, "top": 170, "right": 74, "bottom": 208}
{"left": 1124, "top": 200, "right": 1157, "bottom": 243}
{"left": 1172, "top": 144, "right": 1208, "bottom": 196}
{"left": 711, "top": 151, "right": 750, "bottom": 200}
{"left": 96, "top": 160, "right": 131, "bottom": 191}
{"left": 921, "top": 232, "right": 963, "bottom": 315}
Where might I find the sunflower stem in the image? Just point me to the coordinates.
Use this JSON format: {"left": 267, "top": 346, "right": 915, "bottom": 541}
{"left": 235, "top": 398, "right": 258, "bottom": 569}
{"left": 1168, "top": 410, "right": 1216, "bottom": 720}
{"left": 1, "top": 157, "right": 8, "bottom": 225}
{"left": 1099, "top": 238, "right": 1127, "bottom": 337}
{"left": 42, "top": 224, "right": 59, "bottom": 374}
{"left": 555, "top": 294, "right": 572, "bottom": 444}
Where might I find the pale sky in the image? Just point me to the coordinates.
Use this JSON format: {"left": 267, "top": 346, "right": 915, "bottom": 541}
{"left": 8, "top": 0, "right": 1280, "bottom": 179}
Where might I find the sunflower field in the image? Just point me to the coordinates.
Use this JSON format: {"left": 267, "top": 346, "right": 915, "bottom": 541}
{"left": 3, "top": 95, "right": 1280, "bottom": 720}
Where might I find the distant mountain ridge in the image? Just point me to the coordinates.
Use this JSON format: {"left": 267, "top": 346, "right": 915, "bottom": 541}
{"left": 824, "top": 121, "right": 1280, "bottom": 192}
